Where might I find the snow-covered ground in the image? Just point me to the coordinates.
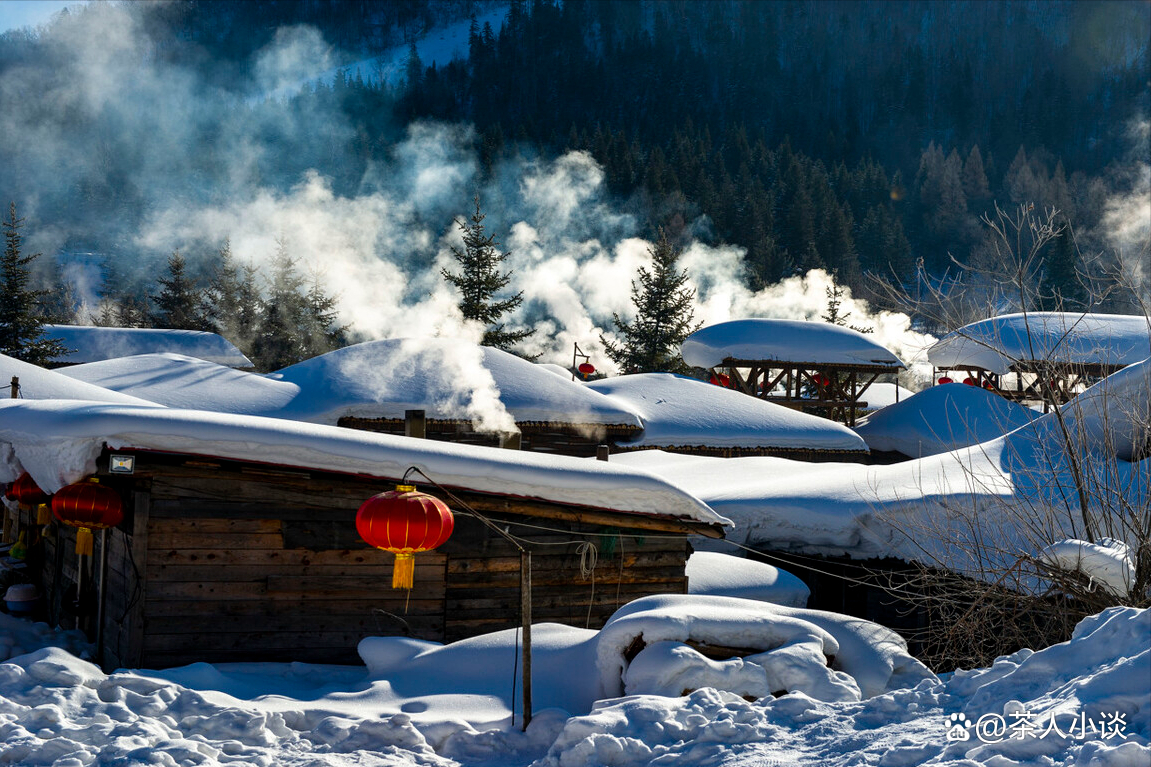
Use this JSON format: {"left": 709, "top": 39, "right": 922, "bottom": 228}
{"left": 1, "top": 338, "right": 1148, "bottom": 765}
{"left": 0, "top": 601, "right": 1145, "bottom": 766}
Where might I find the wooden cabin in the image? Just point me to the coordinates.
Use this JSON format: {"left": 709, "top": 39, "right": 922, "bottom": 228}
{"left": 681, "top": 319, "right": 906, "bottom": 427}
{"left": 338, "top": 411, "right": 642, "bottom": 458}
{"left": 0, "top": 401, "right": 725, "bottom": 671}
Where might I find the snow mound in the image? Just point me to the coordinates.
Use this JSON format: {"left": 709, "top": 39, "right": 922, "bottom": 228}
{"left": 854, "top": 382, "right": 1038, "bottom": 457}
{"left": 269, "top": 337, "right": 643, "bottom": 429}
{"left": 857, "top": 381, "right": 916, "bottom": 412}
{"left": 44, "top": 324, "right": 253, "bottom": 367}
{"left": 595, "top": 594, "right": 935, "bottom": 702}
{"left": 588, "top": 373, "right": 868, "bottom": 453}
{"left": 58, "top": 352, "right": 300, "bottom": 415}
{"left": 1037, "top": 538, "right": 1136, "bottom": 596}
{"left": 686, "top": 551, "right": 809, "bottom": 607}
{"left": 943, "top": 607, "right": 1150, "bottom": 760}
{"left": 0, "top": 613, "right": 92, "bottom": 662}
{"left": 0, "top": 352, "right": 161, "bottom": 407}
{"left": 681, "top": 318, "right": 905, "bottom": 369}
{"left": 928, "top": 312, "right": 1151, "bottom": 374}
{"left": 538, "top": 609, "right": 1150, "bottom": 767}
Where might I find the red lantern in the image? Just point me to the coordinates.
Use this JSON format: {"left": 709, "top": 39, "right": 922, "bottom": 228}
{"left": 937, "top": 376, "right": 953, "bottom": 385}
{"left": 357, "top": 485, "right": 454, "bottom": 589}
{"left": 963, "top": 377, "right": 977, "bottom": 386}
{"left": 9, "top": 473, "right": 50, "bottom": 506}
{"left": 9, "top": 473, "right": 53, "bottom": 525}
{"left": 577, "top": 362, "right": 595, "bottom": 377}
{"left": 52, "top": 480, "right": 124, "bottom": 556}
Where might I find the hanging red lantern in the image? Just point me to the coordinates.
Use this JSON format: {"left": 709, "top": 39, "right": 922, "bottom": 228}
{"left": 937, "top": 376, "right": 953, "bottom": 385}
{"left": 52, "top": 480, "right": 124, "bottom": 556}
{"left": 9, "top": 473, "right": 53, "bottom": 525}
{"left": 963, "top": 377, "right": 977, "bottom": 386}
{"left": 577, "top": 362, "right": 595, "bottom": 376}
{"left": 357, "top": 485, "right": 454, "bottom": 589}
{"left": 9, "top": 473, "right": 50, "bottom": 506}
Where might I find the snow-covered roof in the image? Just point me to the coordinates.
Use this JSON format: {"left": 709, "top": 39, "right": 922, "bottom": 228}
{"left": 681, "top": 319, "right": 906, "bottom": 370}
{"left": 44, "top": 325, "right": 253, "bottom": 368}
{"left": 853, "top": 382, "right": 1038, "bottom": 457}
{"left": 0, "top": 353, "right": 162, "bottom": 407}
{"left": 587, "top": 373, "right": 868, "bottom": 453}
{"left": 267, "top": 338, "right": 643, "bottom": 429}
{"left": 0, "top": 399, "right": 726, "bottom": 530}
{"left": 927, "top": 312, "right": 1151, "bottom": 374}
{"left": 58, "top": 353, "right": 299, "bottom": 415}
{"left": 613, "top": 359, "right": 1150, "bottom": 565}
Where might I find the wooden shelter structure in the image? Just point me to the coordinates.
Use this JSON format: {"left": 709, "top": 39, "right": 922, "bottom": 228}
{"left": 0, "top": 401, "right": 726, "bottom": 671}
{"left": 680, "top": 319, "right": 905, "bottom": 426}
{"left": 927, "top": 312, "right": 1151, "bottom": 411}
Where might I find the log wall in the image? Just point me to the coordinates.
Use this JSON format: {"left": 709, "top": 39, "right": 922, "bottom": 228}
{"left": 81, "top": 461, "right": 693, "bottom": 669}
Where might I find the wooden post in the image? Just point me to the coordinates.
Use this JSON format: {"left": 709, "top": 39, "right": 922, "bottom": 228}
{"left": 96, "top": 528, "right": 109, "bottom": 667}
{"left": 596, "top": 445, "right": 610, "bottom": 462}
{"left": 404, "top": 409, "right": 426, "bottom": 439}
{"left": 9, "top": 376, "right": 18, "bottom": 398}
{"left": 520, "top": 548, "right": 533, "bottom": 731}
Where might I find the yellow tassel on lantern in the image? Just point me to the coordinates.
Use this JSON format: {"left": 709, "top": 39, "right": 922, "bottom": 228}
{"left": 75, "top": 527, "right": 94, "bottom": 556}
{"left": 36, "top": 503, "right": 51, "bottom": 526}
{"left": 392, "top": 551, "right": 416, "bottom": 589}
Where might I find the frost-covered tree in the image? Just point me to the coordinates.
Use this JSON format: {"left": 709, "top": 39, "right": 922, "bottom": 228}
{"left": 441, "top": 195, "right": 532, "bottom": 352}
{"left": 601, "top": 229, "right": 700, "bottom": 373}
{"left": 250, "top": 239, "right": 348, "bottom": 371}
{"left": 207, "top": 240, "right": 262, "bottom": 355}
{"left": 149, "top": 250, "right": 212, "bottom": 330}
{"left": 0, "top": 203, "right": 67, "bottom": 364}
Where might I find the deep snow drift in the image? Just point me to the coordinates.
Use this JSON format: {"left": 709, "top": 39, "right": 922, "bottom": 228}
{"left": 0, "top": 601, "right": 1145, "bottom": 767}
{"left": 853, "top": 382, "right": 1038, "bottom": 457}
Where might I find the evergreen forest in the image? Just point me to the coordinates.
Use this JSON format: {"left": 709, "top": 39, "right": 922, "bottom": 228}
{"left": 0, "top": 0, "right": 1147, "bottom": 368}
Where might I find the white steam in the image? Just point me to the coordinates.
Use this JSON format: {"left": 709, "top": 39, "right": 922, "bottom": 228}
{"left": 14, "top": 6, "right": 936, "bottom": 417}
{"left": 1101, "top": 120, "right": 1151, "bottom": 302}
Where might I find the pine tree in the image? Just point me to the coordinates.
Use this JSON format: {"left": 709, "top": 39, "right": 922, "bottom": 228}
{"left": 0, "top": 203, "right": 67, "bottom": 364}
{"left": 300, "top": 268, "right": 349, "bottom": 359}
{"left": 249, "top": 240, "right": 348, "bottom": 371}
{"left": 149, "top": 250, "right": 212, "bottom": 330}
{"left": 601, "top": 229, "right": 701, "bottom": 374}
{"left": 1040, "top": 226, "right": 1087, "bottom": 310}
{"left": 206, "top": 240, "right": 260, "bottom": 354}
{"left": 441, "top": 195, "right": 532, "bottom": 352}
{"left": 251, "top": 239, "right": 307, "bottom": 371}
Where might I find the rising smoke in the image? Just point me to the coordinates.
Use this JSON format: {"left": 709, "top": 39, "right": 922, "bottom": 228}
{"left": 24, "top": 3, "right": 1151, "bottom": 397}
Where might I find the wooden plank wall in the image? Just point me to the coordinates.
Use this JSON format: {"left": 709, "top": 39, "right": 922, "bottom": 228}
{"left": 140, "top": 469, "right": 445, "bottom": 668}
{"left": 440, "top": 515, "right": 690, "bottom": 642}
{"left": 14, "top": 467, "right": 694, "bottom": 670}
